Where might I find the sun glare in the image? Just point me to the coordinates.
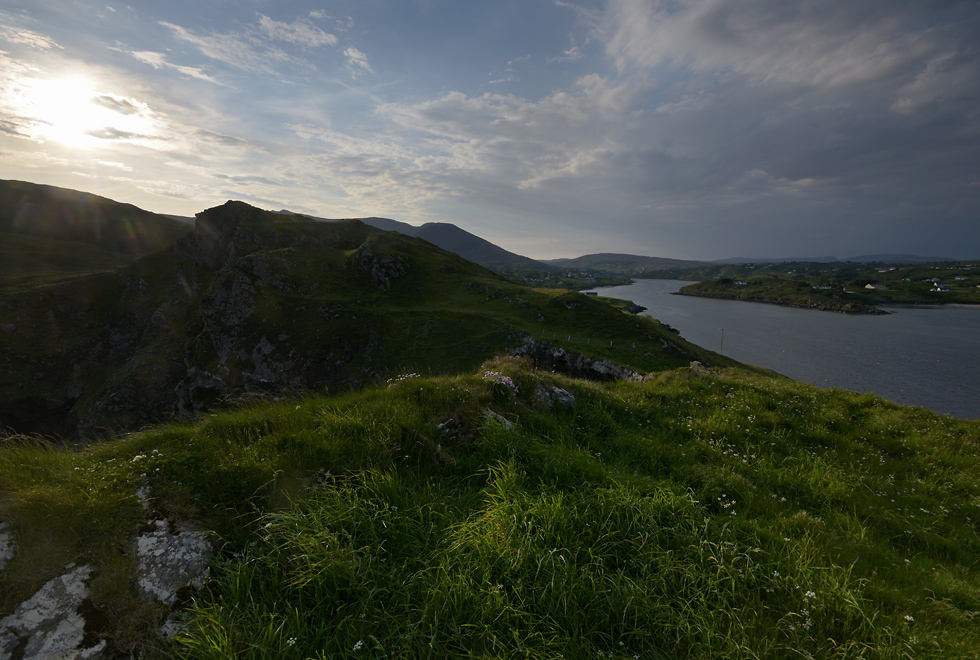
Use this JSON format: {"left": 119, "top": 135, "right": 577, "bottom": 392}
{"left": 19, "top": 76, "right": 154, "bottom": 149}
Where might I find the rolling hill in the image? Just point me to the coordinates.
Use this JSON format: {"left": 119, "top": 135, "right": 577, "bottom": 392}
{"left": 0, "top": 179, "right": 192, "bottom": 286}
{"left": 280, "top": 210, "right": 557, "bottom": 274}
{"left": 0, "top": 201, "right": 718, "bottom": 438}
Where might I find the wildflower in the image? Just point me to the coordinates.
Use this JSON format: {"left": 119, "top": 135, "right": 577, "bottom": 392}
{"left": 483, "top": 370, "right": 519, "bottom": 394}
{"left": 804, "top": 591, "right": 816, "bottom": 599}
{"left": 904, "top": 615, "right": 914, "bottom": 622}
{"left": 353, "top": 640, "right": 364, "bottom": 651}
{"left": 286, "top": 637, "right": 296, "bottom": 646}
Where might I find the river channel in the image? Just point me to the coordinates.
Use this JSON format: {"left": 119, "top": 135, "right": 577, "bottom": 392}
{"left": 588, "top": 279, "right": 980, "bottom": 420}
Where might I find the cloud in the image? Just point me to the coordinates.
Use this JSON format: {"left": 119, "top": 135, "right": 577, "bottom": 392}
{"left": 600, "top": 0, "right": 978, "bottom": 96}
{"left": 85, "top": 127, "right": 142, "bottom": 140}
{"left": 91, "top": 94, "right": 140, "bottom": 115}
{"left": 0, "top": 27, "right": 62, "bottom": 50}
{"left": 257, "top": 14, "right": 337, "bottom": 48}
{"left": 193, "top": 129, "right": 262, "bottom": 151}
{"left": 548, "top": 46, "right": 584, "bottom": 63}
{"left": 98, "top": 160, "right": 133, "bottom": 171}
{"left": 123, "top": 49, "right": 217, "bottom": 82}
{"left": 344, "top": 47, "right": 372, "bottom": 74}
{"left": 161, "top": 13, "right": 343, "bottom": 76}
{"left": 161, "top": 21, "right": 292, "bottom": 75}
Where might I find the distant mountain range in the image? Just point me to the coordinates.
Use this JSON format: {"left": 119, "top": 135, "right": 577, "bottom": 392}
{"left": 714, "top": 254, "right": 957, "bottom": 264}
{"left": 280, "top": 211, "right": 555, "bottom": 273}
{"left": 1, "top": 179, "right": 960, "bottom": 289}
{"left": 543, "top": 253, "right": 709, "bottom": 274}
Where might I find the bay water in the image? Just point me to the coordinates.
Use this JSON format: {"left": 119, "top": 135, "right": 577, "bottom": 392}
{"left": 589, "top": 279, "right": 980, "bottom": 420}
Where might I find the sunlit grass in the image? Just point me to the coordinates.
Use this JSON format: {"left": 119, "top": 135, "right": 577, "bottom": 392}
{"left": 1, "top": 359, "right": 978, "bottom": 657}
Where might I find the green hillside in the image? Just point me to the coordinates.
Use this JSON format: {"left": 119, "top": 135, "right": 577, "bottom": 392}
{"left": 1, "top": 360, "right": 977, "bottom": 658}
{"left": 0, "top": 201, "right": 717, "bottom": 438}
{"left": 0, "top": 229, "right": 134, "bottom": 289}
{"left": 0, "top": 179, "right": 192, "bottom": 256}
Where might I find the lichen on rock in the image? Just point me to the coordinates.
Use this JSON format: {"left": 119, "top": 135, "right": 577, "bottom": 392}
{"left": 134, "top": 519, "right": 211, "bottom": 606}
{"left": 0, "top": 564, "right": 106, "bottom": 660}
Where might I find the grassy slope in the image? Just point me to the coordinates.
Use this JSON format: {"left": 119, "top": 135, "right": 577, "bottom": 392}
{"left": 0, "top": 179, "right": 192, "bottom": 257}
{"left": 1, "top": 359, "right": 978, "bottom": 658}
{"left": 0, "top": 230, "right": 136, "bottom": 289}
{"left": 0, "top": 209, "right": 717, "bottom": 436}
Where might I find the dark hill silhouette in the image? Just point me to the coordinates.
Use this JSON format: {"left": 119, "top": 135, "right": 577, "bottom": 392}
{"left": 276, "top": 210, "right": 555, "bottom": 274}
{"left": 0, "top": 179, "right": 191, "bottom": 256}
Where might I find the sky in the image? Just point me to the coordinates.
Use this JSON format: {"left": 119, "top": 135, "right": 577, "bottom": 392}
{"left": 0, "top": 0, "right": 978, "bottom": 261}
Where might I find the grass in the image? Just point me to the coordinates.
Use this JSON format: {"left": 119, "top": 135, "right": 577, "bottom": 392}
{"left": 0, "top": 206, "right": 725, "bottom": 437}
{"left": 1, "top": 357, "right": 978, "bottom": 658}
{"left": 647, "top": 261, "right": 980, "bottom": 311}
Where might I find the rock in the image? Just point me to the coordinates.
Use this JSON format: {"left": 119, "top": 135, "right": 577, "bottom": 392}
{"left": 689, "top": 360, "right": 717, "bottom": 374}
{"left": 0, "top": 564, "right": 106, "bottom": 660}
{"left": 533, "top": 384, "right": 576, "bottom": 408}
{"left": 513, "top": 338, "right": 643, "bottom": 382}
{"left": 134, "top": 520, "right": 211, "bottom": 605}
{"left": 483, "top": 409, "right": 513, "bottom": 431}
{"left": 0, "top": 523, "right": 13, "bottom": 571}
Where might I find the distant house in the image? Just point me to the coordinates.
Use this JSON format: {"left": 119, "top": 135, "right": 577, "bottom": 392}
{"left": 931, "top": 284, "right": 951, "bottom": 293}
{"left": 734, "top": 281, "right": 748, "bottom": 286}
{"left": 865, "top": 284, "right": 888, "bottom": 290}
{"left": 954, "top": 276, "right": 968, "bottom": 281}
{"left": 812, "top": 285, "right": 833, "bottom": 290}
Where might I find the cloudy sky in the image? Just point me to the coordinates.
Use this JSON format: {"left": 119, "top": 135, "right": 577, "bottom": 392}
{"left": 1, "top": 0, "right": 978, "bottom": 260}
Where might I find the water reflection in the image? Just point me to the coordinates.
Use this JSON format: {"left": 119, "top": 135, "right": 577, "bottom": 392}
{"left": 590, "top": 279, "right": 980, "bottom": 420}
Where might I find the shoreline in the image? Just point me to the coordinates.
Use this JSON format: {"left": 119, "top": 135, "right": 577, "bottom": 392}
{"left": 879, "top": 302, "right": 980, "bottom": 310}
{"left": 671, "top": 290, "right": 889, "bottom": 315}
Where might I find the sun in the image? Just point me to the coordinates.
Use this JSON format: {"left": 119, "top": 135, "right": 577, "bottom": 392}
{"left": 19, "top": 75, "right": 154, "bottom": 149}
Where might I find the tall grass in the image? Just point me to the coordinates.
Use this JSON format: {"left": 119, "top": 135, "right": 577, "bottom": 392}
{"left": 1, "top": 358, "right": 977, "bottom": 658}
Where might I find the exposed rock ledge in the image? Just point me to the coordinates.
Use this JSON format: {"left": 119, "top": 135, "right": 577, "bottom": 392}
{"left": 0, "top": 486, "right": 211, "bottom": 659}
{"left": 511, "top": 337, "right": 644, "bottom": 382}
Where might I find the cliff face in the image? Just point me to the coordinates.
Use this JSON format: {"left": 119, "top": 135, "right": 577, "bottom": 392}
{"left": 0, "top": 201, "right": 705, "bottom": 439}
{"left": 0, "top": 202, "right": 420, "bottom": 438}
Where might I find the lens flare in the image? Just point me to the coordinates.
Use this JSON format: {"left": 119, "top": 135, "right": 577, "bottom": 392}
{"left": 15, "top": 75, "right": 155, "bottom": 149}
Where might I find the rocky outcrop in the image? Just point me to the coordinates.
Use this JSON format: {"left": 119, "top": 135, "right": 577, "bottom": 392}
{"left": 512, "top": 338, "right": 644, "bottom": 382}
{"left": 0, "top": 201, "right": 421, "bottom": 437}
{"left": 0, "top": 565, "right": 106, "bottom": 660}
{"left": 0, "top": 485, "right": 212, "bottom": 659}
{"left": 134, "top": 519, "right": 211, "bottom": 606}
{"left": 533, "top": 384, "right": 576, "bottom": 407}
{"left": 347, "top": 241, "right": 410, "bottom": 292}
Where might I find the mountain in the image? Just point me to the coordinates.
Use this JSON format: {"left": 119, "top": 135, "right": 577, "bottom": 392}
{"left": 0, "top": 179, "right": 192, "bottom": 286}
{"left": 0, "top": 179, "right": 191, "bottom": 256}
{"left": 712, "top": 256, "right": 841, "bottom": 264}
{"left": 843, "top": 253, "right": 957, "bottom": 263}
{"left": 279, "top": 210, "right": 556, "bottom": 274}
{"left": 544, "top": 253, "right": 708, "bottom": 274}
{"left": 410, "top": 222, "right": 551, "bottom": 273}
{"left": 0, "top": 201, "right": 715, "bottom": 438}
{"left": 713, "top": 255, "right": 958, "bottom": 264}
